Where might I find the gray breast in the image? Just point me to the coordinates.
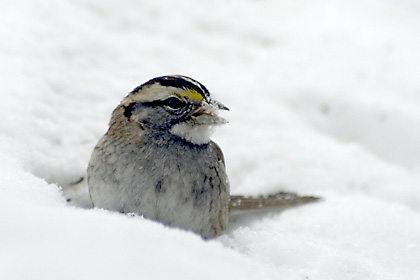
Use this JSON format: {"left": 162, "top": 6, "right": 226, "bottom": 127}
{"left": 88, "top": 136, "right": 229, "bottom": 238}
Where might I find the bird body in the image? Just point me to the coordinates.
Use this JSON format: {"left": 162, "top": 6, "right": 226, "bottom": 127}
{"left": 88, "top": 133, "right": 229, "bottom": 238}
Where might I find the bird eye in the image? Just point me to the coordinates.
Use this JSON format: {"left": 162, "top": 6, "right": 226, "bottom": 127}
{"left": 164, "top": 97, "right": 184, "bottom": 110}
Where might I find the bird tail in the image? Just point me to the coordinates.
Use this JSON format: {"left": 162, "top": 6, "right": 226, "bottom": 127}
{"left": 229, "top": 191, "right": 321, "bottom": 211}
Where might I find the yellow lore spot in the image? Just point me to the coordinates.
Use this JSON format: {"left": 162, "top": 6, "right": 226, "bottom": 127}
{"left": 177, "top": 89, "right": 204, "bottom": 102}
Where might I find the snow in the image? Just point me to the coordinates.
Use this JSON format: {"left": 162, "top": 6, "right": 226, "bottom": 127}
{"left": 1, "top": 0, "right": 420, "bottom": 279}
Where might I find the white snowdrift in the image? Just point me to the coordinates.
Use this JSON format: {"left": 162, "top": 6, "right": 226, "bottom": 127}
{"left": 1, "top": 0, "right": 420, "bottom": 279}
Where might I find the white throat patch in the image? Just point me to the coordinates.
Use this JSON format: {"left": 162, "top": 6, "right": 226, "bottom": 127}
{"left": 170, "top": 121, "right": 214, "bottom": 145}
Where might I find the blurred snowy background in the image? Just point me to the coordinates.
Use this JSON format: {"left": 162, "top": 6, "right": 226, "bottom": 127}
{"left": 1, "top": 0, "right": 420, "bottom": 279}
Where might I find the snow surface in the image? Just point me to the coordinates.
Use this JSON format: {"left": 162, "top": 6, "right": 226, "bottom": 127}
{"left": 1, "top": 0, "right": 420, "bottom": 279}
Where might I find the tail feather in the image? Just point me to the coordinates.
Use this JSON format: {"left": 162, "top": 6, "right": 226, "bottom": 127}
{"left": 229, "top": 191, "right": 321, "bottom": 211}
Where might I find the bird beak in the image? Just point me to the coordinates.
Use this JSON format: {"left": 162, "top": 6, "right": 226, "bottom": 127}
{"left": 211, "top": 100, "right": 229, "bottom": 111}
{"left": 191, "top": 100, "right": 228, "bottom": 125}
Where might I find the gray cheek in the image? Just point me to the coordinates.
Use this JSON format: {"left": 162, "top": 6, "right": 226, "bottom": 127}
{"left": 132, "top": 107, "right": 173, "bottom": 128}
{"left": 131, "top": 106, "right": 151, "bottom": 123}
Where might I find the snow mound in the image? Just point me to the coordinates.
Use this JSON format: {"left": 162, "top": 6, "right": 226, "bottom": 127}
{"left": 1, "top": 0, "right": 420, "bottom": 279}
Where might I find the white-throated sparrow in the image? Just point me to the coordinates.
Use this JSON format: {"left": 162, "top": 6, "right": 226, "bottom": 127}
{"left": 87, "top": 75, "right": 319, "bottom": 239}
{"left": 88, "top": 75, "right": 230, "bottom": 238}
